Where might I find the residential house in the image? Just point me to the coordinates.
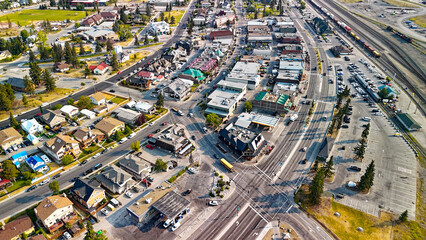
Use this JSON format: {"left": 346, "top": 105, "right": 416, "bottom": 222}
{"left": 82, "top": 29, "right": 118, "bottom": 42}
{"left": 6, "top": 77, "right": 26, "bottom": 92}
{"left": 95, "top": 165, "right": 134, "bottom": 194}
{"left": 214, "top": 14, "right": 235, "bottom": 27}
{"left": 80, "top": 109, "right": 96, "bottom": 119}
{"left": 0, "top": 50, "right": 12, "bottom": 60}
{"left": 201, "top": 1, "right": 211, "bottom": 8}
{"left": 0, "top": 179, "right": 12, "bottom": 191}
{"left": 94, "top": 118, "right": 125, "bottom": 137}
{"left": 126, "top": 76, "right": 152, "bottom": 89}
{"left": 134, "top": 102, "right": 155, "bottom": 114}
{"left": 148, "top": 21, "right": 170, "bottom": 35}
{"left": 137, "top": 71, "right": 155, "bottom": 80}
{"left": 44, "top": 135, "right": 81, "bottom": 163}
{"left": 71, "top": 179, "right": 105, "bottom": 209}
{"left": 72, "top": 127, "right": 105, "bottom": 148}
{"left": 118, "top": 155, "right": 151, "bottom": 180}
{"left": 89, "top": 92, "right": 107, "bottom": 105}
{"left": 81, "top": 14, "right": 103, "bottom": 27}
{"left": 25, "top": 155, "right": 48, "bottom": 173}
{"left": 112, "top": 108, "right": 142, "bottom": 126}
{"left": 60, "top": 105, "right": 79, "bottom": 118}
{"left": 0, "top": 127, "right": 23, "bottom": 151}
{"left": 193, "top": 16, "right": 206, "bottom": 26}
{"left": 89, "top": 62, "right": 110, "bottom": 75}
{"left": 21, "top": 119, "right": 44, "bottom": 135}
{"left": 41, "top": 110, "right": 66, "bottom": 131}
{"left": 0, "top": 215, "right": 34, "bottom": 240}
{"left": 53, "top": 62, "right": 71, "bottom": 72}
{"left": 175, "top": 40, "right": 193, "bottom": 54}
{"left": 34, "top": 195, "right": 76, "bottom": 233}
{"left": 100, "top": 12, "right": 119, "bottom": 21}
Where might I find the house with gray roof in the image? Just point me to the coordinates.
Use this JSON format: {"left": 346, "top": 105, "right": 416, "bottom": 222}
{"left": 118, "top": 154, "right": 152, "bottom": 180}
{"left": 96, "top": 165, "right": 134, "bottom": 194}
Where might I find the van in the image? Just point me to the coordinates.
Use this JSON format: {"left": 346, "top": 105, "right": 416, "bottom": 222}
{"left": 163, "top": 219, "right": 173, "bottom": 228}
{"left": 110, "top": 198, "right": 119, "bottom": 207}
{"left": 171, "top": 221, "right": 181, "bottom": 231}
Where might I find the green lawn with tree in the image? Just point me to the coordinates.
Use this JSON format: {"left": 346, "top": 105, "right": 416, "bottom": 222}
{"left": 0, "top": 10, "right": 86, "bottom": 26}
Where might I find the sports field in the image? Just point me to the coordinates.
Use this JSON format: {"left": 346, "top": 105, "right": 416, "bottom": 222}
{"left": 0, "top": 10, "right": 86, "bottom": 26}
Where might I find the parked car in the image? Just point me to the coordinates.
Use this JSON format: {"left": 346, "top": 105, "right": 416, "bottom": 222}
{"left": 79, "top": 160, "right": 87, "bottom": 166}
{"left": 187, "top": 167, "right": 197, "bottom": 174}
{"left": 170, "top": 221, "right": 181, "bottom": 231}
{"left": 349, "top": 166, "right": 362, "bottom": 172}
{"left": 128, "top": 133, "right": 136, "bottom": 139}
{"left": 146, "top": 145, "right": 155, "bottom": 150}
{"left": 52, "top": 173, "right": 61, "bottom": 179}
{"left": 38, "top": 179, "right": 49, "bottom": 186}
{"left": 142, "top": 179, "right": 151, "bottom": 187}
{"left": 162, "top": 122, "right": 167, "bottom": 126}
{"left": 63, "top": 231, "right": 72, "bottom": 239}
{"left": 163, "top": 219, "right": 173, "bottom": 228}
{"left": 94, "top": 163, "right": 103, "bottom": 170}
{"left": 208, "top": 201, "right": 219, "bottom": 206}
{"left": 119, "top": 137, "right": 128, "bottom": 144}
{"left": 342, "top": 125, "right": 349, "bottom": 128}
{"left": 83, "top": 169, "right": 93, "bottom": 176}
{"left": 147, "top": 176, "right": 154, "bottom": 182}
{"left": 100, "top": 208, "right": 109, "bottom": 216}
{"left": 213, "top": 154, "right": 219, "bottom": 159}
{"left": 182, "top": 189, "right": 192, "bottom": 196}
{"left": 301, "top": 147, "right": 307, "bottom": 152}
{"left": 125, "top": 191, "right": 133, "bottom": 198}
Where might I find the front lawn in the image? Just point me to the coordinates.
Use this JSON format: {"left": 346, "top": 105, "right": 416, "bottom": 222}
{"left": 0, "top": 9, "right": 86, "bottom": 26}
{"left": 6, "top": 179, "right": 27, "bottom": 192}
{"left": 110, "top": 96, "right": 127, "bottom": 104}
{"left": 78, "top": 145, "right": 101, "bottom": 159}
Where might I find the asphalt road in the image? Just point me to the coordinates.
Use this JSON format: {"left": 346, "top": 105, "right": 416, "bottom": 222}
{"left": 0, "top": 3, "right": 194, "bottom": 129}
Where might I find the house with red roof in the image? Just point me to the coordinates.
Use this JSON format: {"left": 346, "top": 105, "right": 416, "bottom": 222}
{"left": 209, "top": 30, "right": 233, "bottom": 40}
{"left": 137, "top": 71, "right": 155, "bottom": 80}
{"left": 89, "top": 62, "right": 110, "bottom": 75}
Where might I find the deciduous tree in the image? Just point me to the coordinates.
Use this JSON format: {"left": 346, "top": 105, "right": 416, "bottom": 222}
{"left": 49, "top": 180, "right": 59, "bottom": 195}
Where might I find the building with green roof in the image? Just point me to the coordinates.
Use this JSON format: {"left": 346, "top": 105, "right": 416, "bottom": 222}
{"left": 252, "top": 91, "right": 291, "bottom": 114}
{"left": 183, "top": 68, "right": 206, "bottom": 81}
{"left": 396, "top": 113, "right": 421, "bottom": 131}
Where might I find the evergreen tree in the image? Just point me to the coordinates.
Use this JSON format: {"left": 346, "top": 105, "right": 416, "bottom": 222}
{"left": 160, "top": 12, "right": 165, "bottom": 21}
{"left": 84, "top": 65, "right": 91, "bottom": 77}
{"left": 324, "top": 156, "right": 334, "bottom": 178}
{"left": 171, "top": 16, "right": 176, "bottom": 24}
{"left": 120, "top": 8, "right": 129, "bottom": 23}
{"left": 42, "top": 69, "right": 56, "bottom": 92}
{"left": 112, "top": 21, "right": 120, "bottom": 32}
{"left": 106, "top": 39, "right": 113, "bottom": 52}
{"left": 134, "top": 34, "right": 139, "bottom": 46}
{"left": 23, "top": 75, "right": 35, "bottom": 95}
{"left": 64, "top": 41, "right": 73, "bottom": 64}
{"left": 312, "top": 158, "right": 319, "bottom": 172}
{"left": 22, "top": 94, "right": 28, "bottom": 105}
{"left": 79, "top": 41, "right": 85, "bottom": 55}
{"left": 71, "top": 46, "right": 79, "bottom": 68}
{"left": 95, "top": 41, "right": 102, "bottom": 52}
{"left": 144, "top": 34, "right": 149, "bottom": 45}
{"left": 29, "top": 62, "right": 42, "bottom": 86}
{"left": 0, "top": 92, "right": 11, "bottom": 111}
{"left": 154, "top": 33, "right": 159, "bottom": 42}
{"left": 111, "top": 53, "right": 119, "bottom": 71}
{"left": 29, "top": 49, "right": 36, "bottom": 62}
{"left": 358, "top": 160, "right": 375, "bottom": 191}
{"left": 156, "top": 92, "right": 164, "bottom": 107}
{"left": 10, "top": 112, "right": 19, "bottom": 129}
{"left": 39, "top": 45, "right": 50, "bottom": 60}
{"left": 309, "top": 168, "right": 325, "bottom": 205}
{"left": 146, "top": 3, "right": 151, "bottom": 17}
{"left": 399, "top": 210, "right": 408, "bottom": 223}
{"left": 254, "top": 9, "right": 259, "bottom": 19}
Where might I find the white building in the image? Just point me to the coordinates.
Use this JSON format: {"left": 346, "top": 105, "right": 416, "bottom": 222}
{"left": 21, "top": 119, "right": 44, "bottom": 135}
{"left": 148, "top": 21, "right": 170, "bottom": 35}
{"left": 114, "top": 45, "right": 123, "bottom": 54}
{"left": 193, "top": 16, "right": 206, "bottom": 26}
{"left": 206, "top": 89, "right": 245, "bottom": 118}
{"left": 134, "top": 102, "right": 155, "bottom": 114}
{"left": 80, "top": 109, "right": 96, "bottom": 119}
{"left": 60, "top": 105, "right": 79, "bottom": 118}
{"left": 226, "top": 62, "right": 261, "bottom": 90}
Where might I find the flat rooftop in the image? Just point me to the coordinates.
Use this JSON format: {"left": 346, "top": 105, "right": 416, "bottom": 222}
{"left": 235, "top": 113, "right": 279, "bottom": 128}
{"left": 255, "top": 92, "right": 289, "bottom": 105}
{"left": 230, "top": 62, "right": 260, "bottom": 75}
{"left": 207, "top": 95, "right": 238, "bottom": 109}
{"left": 279, "top": 60, "right": 303, "bottom": 71}
{"left": 152, "top": 191, "right": 191, "bottom": 219}
{"left": 216, "top": 80, "right": 247, "bottom": 90}
{"left": 127, "top": 182, "right": 175, "bottom": 217}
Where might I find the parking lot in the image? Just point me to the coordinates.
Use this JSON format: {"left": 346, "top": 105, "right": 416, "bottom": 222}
{"left": 325, "top": 48, "right": 418, "bottom": 219}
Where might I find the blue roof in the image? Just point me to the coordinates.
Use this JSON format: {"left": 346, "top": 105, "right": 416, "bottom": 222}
{"left": 11, "top": 151, "right": 28, "bottom": 160}
{"left": 25, "top": 155, "right": 46, "bottom": 171}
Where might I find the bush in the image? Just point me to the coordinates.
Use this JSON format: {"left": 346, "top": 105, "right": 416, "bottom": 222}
{"left": 81, "top": 82, "right": 86, "bottom": 86}
{"left": 215, "top": 172, "right": 219, "bottom": 177}
{"left": 209, "top": 191, "right": 215, "bottom": 197}
{"left": 169, "top": 176, "right": 177, "bottom": 183}
{"left": 220, "top": 194, "right": 224, "bottom": 198}
{"left": 225, "top": 186, "right": 229, "bottom": 190}
{"left": 24, "top": 180, "right": 32, "bottom": 186}
{"left": 62, "top": 155, "right": 74, "bottom": 165}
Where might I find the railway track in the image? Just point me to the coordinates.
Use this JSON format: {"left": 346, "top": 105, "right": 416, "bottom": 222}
{"left": 314, "top": 0, "right": 426, "bottom": 115}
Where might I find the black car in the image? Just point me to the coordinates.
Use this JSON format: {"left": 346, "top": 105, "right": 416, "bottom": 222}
{"left": 94, "top": 163, "right": 103, "bottom": 170}
{"left": 84, "top": 169, "right": 93, "bottom": 176}
{"left": 191, "top": 135, "right": 196, "bottom": 140}
{"left": 109, "top": 89, "right": 116, "bottom": 93}
{"left": 52, "top": 173, "right": 61, "bottom": 179}
{"left": 342, "top": 125, "right": 349, "bottom": 128}
{"left": 349, "top": 166, "right": 361, "bottom": 172}
{"left": 27, "top": 185, "right": 37, "bottom": 192}
{"left": 154, "top": 129, "right": 161, "bottom": 133}
{"left": 301, "top": 159, "right": 307, "bottom": 164}
{"left": 101, "top": 149, "right": 108, "bottom": 154}
{"left": 213, "top": 154, "right": 219, "bottom": 159}
{"left": 70, "top": 177, "right": 80, "bottom": 182}
{"left": 79, "top": 160, "right": 87, "bottom": 166}
{"left": 182, "top": 189, "right": 192, "bottom": 196}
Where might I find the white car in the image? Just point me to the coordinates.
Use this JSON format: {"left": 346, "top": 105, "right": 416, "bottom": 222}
{"left": 125, "top": 191, "right": 133, "bottom": 198}
{"left": 163, "top": 219, "right": 173, "bottom": 228}
{"left": 301, "top": 147, "right": 307, "bottom": 152}
{"left": 63, "top": 231, "right": 72, "bottom": 239}
{"left": 128, "top": 133, "right": 136, "bottom": 139}
{"left": 208, "top": 201, "right": 219, "bottom": 206}
{"left": 170, "top": 221, "right": 181, "bottom": 231}
{"left": 187, "top": 167, "right": 197, "bottom": 174}
{"left": 362, "top": 117, "right": 371, "bottom": 122}
{"left": 101, "top": 208, "right": 109, "bottom": 216}
{"left": 38, "top": 179, "right": 50, "bottom": 186}
{"left": 119, "top": 137, "right": 128, "bottom": 144}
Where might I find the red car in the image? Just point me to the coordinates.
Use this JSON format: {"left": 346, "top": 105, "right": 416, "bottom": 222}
{"left": 36, "top": 113, "right": 41, "bottom": 117}
{"left": 146, "top": 145, "right": 155, "bottom": 150}
{"left": 148, "top": 134, "right": 153, "bottom": 138}
{"left": 142, "top": 179, "right": 151, "bottom": 187}
{"left": 162, "top": 122, "right": 167, "bottom": 126}
{"left": 117, "top": 71, "right": 122, "bottom": 74}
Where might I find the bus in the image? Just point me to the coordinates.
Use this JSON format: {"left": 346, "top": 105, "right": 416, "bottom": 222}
{"left": 220, "top": 158, "right": 234, "bottom": 172}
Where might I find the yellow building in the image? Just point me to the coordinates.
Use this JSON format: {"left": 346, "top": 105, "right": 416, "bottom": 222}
{"left": 94, "top": 117, "right": 125, "bottom": 137}
{"left": 0, "top": 215, "right": 34, "bottom": 240}
{"left": 0, "top": 127, "right": 23, "bottom": 151}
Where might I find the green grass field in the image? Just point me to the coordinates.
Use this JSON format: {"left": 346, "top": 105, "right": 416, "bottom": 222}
{"left": 410, "top": 15, "right": 426, "bottom": 28}
{"left": 0, "top": 9, "right": 86, "bottom": 26}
